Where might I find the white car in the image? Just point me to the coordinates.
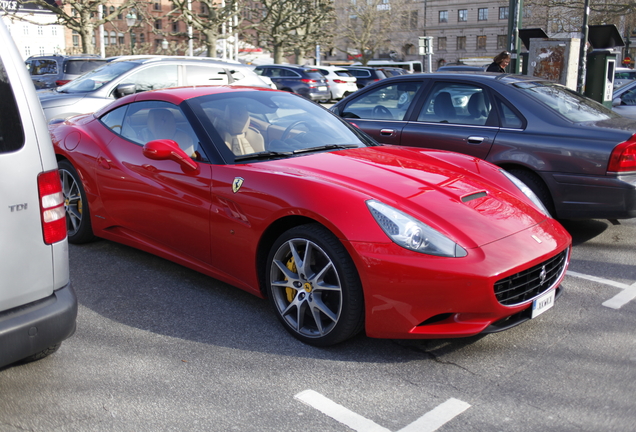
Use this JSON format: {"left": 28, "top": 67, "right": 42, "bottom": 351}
{"left": 38, "top": 56, "right": 273, "bottom": 121}
{"left": 0, "top": 20, "right": 77, "bottom": 368}
{"left": 314, "top": 65, "right": 358, "bottom": 101}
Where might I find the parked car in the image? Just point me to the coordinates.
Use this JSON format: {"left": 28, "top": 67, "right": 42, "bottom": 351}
{"left": 612, "top": 79, "right": 636, "bottom": 119}
{"left": 0, "top": 20, "right": 76, "bottom": 369}
{"left": 377, "top": 67, "right": 408, "bottom": 77}
{"left": 25, "top": 54, "right": 107, "bottom": 89}
{"left": 314, "top": 65, "right": 358, "bottom": 101}
{"left": 38, "top": 55, "right": 271, "bottom": 121}
{"left": 342, "top": 66, "right": 387, "bottom": 89}
{"left": 331, "top": 72, "right": 636, "bottom": 220}
{"left": 252, "top": 64, "right": 330, "bottom": 102}
{"left": 50, "top": 85, "right": 571, "bottom": 346}
{"left": 613, "top": 67, "right": 636, "bottom": 89}
{"left": 437, "top": 65, "right": 488, "bottom": 71}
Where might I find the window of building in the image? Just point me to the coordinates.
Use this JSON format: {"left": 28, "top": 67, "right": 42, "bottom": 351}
{"left": 23, "top": 25, "right": 28, "bottom": 35}
{"left": 37, "top": 26, "right": 43, "bottom": 36}
{"left": 172, "top": 21, "right": 179, "bottom": 32}
{"left": 457, "top": 36, "right": 466, "bottom": 51}
{"left": 458, "top": 9, "right": 467, "bottom": 22}
{"left": 154, "top": 2, "right": 161, "bottom": 11}
{"left": 155, "top": 20, "right": 162, "bottom": 30}
{"left": 403, "top": 10, "right": 418, "bottom": 30}
{"left": 439, "top": 10, "right": 448, "bottom": 23}
{"left": 72, "top": 31, "right": 79, "bottom": 47}
{"left": 140, "top": 33, "right": 145, "bottom": 44}
{"left": 438, "top": 37, "right": 447, "bottom": 51}
{"left": 478, "top": 8, "right": 488, "bottom": 21}
{"left": 52, "top": 26, "right": 57, "bottom": 36}
{"left": 118, "top": 33, "right": 125, "bottom": 45}
{"left": 497, "top": 35, "right": 507, "bottom": 50}
{"left": 103, "top": 33, "right": 109, "bottom": 46}
{"left": 477, "top": 35, "right": 487, "bottom": 50}
{"left": 410, "top": 10, "right": 418, "bottom": 29}
{"left": 499, "top": 7, "right": 509, "bottom": 20}
{"left": 110, "top": 31, "right": 117, "bottom": 45}
{"left": 24, "top": 46, "right": 31, "bottom": 56}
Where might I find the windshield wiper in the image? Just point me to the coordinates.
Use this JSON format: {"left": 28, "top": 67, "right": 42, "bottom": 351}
{"left": 292, "top": 144, "right": 359, "bottom": 155}
{"left": 234, "top": 150, "right": 293, "bottom": 162}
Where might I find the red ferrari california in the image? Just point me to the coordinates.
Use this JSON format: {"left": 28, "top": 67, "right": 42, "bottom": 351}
{"left": 51, "top": 86, "right": 571, "bottom": 346}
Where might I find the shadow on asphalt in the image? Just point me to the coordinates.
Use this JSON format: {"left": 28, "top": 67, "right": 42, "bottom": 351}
{"left": 68, "top": 240, "right": 497, "bottom": 365}
{"left": 558, "top": 219, "right": 611, "bottom": 246}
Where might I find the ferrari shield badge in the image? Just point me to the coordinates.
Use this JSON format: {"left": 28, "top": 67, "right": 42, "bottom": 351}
{"left": 232, "top": 177, "right": 244, "bottom": 193}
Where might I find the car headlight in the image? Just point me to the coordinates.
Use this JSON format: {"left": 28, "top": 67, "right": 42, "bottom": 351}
{"left": 366, "top": 200, "right": 467, "bottom": 258}
{"left": 499, "top": 170, "right": 551, "bottom": 217}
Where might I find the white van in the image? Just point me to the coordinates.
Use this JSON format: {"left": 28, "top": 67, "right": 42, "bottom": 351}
{"left": 0, "top": 20, "right": 77, "bottom": 368}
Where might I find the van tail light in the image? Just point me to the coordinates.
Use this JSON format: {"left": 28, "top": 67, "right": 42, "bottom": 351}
{"left": 607, "top": 134, "right": 636, "bottom": 173}
{"left": 38, "top": 169, "right": 67, "bottom": 244}
{"left": 55, "top": 80, "right": 70, "bottom": 86}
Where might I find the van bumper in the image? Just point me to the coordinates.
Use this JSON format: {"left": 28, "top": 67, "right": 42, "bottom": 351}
{"left": 0, "top": 283, "right": 77, "bottom": 368}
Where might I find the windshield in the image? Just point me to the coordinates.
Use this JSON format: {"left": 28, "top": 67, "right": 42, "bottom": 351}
{"left": 187, "top": 91, "right": 374, "bottom": 162}
{"left": 514, "top": 81, "right": 619, "bottom": 122}
{"left": 56, "top": 61, "right": 138, "bottom": 93}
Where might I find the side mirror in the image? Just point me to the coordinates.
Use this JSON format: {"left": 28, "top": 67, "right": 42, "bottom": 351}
{"left": 612, "top": 97, "right": 622, "bottom": 107}
{"left": 143, "top": 139, "right": 198, "bottom": 173}
{"left": 114, "top": 83, "right": 136, "bottom": 98}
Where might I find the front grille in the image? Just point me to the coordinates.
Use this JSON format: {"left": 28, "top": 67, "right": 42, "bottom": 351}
{"left": 494, "top": 249, "right": 568, "bottom": 306}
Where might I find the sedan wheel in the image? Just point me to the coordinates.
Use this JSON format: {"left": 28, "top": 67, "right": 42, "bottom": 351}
{"left": 266, "top": 224, "right": 364, "bottom": 346}
{"left": 58, "top": 160, "right": 95, "bottom": 244}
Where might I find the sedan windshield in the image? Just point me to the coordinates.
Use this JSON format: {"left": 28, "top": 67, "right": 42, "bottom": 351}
{"left": 56, "top": 61, "right": 138, "bottom": 93}
{"left": 188, "top": 91, "right": 374, "bottom": 161}
{"left": 514, "top": 81, "right": 619, "bottom": 122}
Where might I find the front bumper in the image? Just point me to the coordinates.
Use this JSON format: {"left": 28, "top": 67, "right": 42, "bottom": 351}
{"left": 0, "top": 283, "right": 77, "bottom": 368}
{"left": 347, "top": 218, "right": 571, "bottom": 339}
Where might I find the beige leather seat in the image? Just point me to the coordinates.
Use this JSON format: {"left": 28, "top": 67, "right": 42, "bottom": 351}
{"left": 219, "top": 102, "right": 265, "bottom": 155}
{"left": 143, "top": 108, "right": 196, "bottom": 157}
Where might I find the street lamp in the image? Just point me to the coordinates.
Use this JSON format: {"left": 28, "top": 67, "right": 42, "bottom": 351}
{"left": 161, "top": 38, "right": 169, "bottom": 52}
{"left": 126, "top": 11, "right": 138, "bottom": 55}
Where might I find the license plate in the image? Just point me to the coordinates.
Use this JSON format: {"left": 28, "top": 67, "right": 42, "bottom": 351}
{"left": 531, "top": 289, "right": 555, "bottom": 318}
{"left": 318, "top": 86, "right": 328, "bottom": 91}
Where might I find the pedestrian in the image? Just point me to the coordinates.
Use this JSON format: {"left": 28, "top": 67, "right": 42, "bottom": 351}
{"left": 486, "top": 51, "right": 511, "bottom": 73}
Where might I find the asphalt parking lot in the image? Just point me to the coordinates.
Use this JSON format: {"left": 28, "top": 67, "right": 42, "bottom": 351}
{"left": 1, "top": 217, "right": 634, "bottom": 431}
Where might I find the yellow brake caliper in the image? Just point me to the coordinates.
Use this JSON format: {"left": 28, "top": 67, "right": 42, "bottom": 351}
{"left": 286, "top": 257, "right": 297, "bottom": 303}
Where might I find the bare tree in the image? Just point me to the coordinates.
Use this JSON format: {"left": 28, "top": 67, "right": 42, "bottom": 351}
{"left": 244, "top": 0, "right": 335, "bottom": 64}
{"left": 3, "top": 0, "right": 137, "bottom": 54}
{"left": 332, "top": 0, "right": 410, "bottom": 65}
{"left": 170, "top": 0, "right": 239, "bottom": 57}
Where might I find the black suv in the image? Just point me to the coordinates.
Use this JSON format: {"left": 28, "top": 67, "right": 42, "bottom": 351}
{"left": 253, "top": 65, "right": 330, "bottom": 102}
{"left": 25, "top": 54, "right": 107, "bottom": 89}
{"left": 342, "top": 66, "right": 387, "bottom": 89}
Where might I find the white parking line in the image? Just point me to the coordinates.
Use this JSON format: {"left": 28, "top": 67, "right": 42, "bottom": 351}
{"left": 567, "top": 270, "right": 636, "bottom": 309}
{"left": 294, "top": 389, "right": 470, "bottom": 432}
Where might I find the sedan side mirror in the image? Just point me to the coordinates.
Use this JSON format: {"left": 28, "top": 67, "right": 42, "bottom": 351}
{"left": 114, "top": 83, "right": 136, "bottom": 98}
{"left": 143, "top": 139, "right": 198, "bottom": 173}
{"left": 612, "top": 97, "right": 622, "bottom": 107}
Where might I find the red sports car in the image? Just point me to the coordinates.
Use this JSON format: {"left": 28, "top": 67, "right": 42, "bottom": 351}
{"left": 51, "top": 86, "right": 571, "bottom": 346}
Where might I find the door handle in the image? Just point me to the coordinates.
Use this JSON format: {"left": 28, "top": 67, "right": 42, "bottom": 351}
{"left": 380, "top": 129, "right": 394, "bottom": 136}
{"left": 467, "top": 136, "right": 485, "bottom": 144}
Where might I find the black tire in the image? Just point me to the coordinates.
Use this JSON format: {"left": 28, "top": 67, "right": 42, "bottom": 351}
{"left": 58, "top": 160, "right": 96, "bottom": 244}
{"left": 265, "top": 224, "right": 364, "bottom": 346}
{"left": 507, "top": 168, "right": 556, "bottom": 218}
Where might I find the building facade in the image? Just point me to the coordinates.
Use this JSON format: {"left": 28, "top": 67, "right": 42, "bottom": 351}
{"left": 1, "top": 2, "right": 65, "bottom": 60}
